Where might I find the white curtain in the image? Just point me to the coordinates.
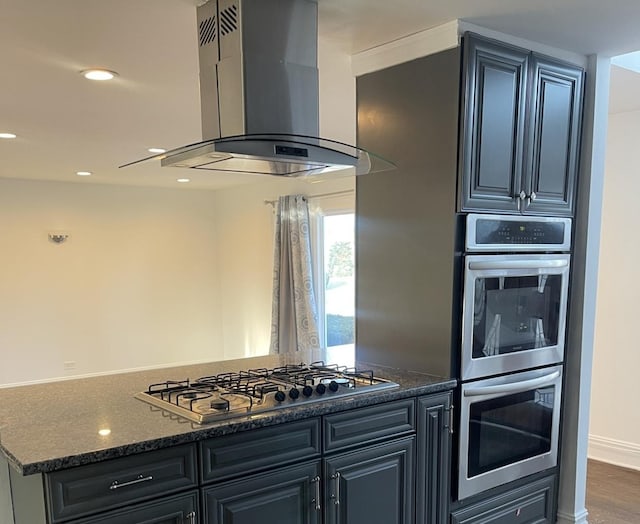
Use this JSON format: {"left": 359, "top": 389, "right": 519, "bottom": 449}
{"left": 269, "top": 195, "right": 320, "bottom": 354}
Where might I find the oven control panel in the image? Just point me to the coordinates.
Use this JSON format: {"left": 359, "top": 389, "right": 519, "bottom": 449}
{"left": 466, "top": 214, "right": 572, "bottom": 252}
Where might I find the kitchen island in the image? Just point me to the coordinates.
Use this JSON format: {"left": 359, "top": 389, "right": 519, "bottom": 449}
{"left": 0, "top": 353, "right": 455, "bottom": 523}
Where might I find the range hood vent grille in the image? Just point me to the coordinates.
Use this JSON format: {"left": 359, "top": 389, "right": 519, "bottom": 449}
{"left": 199, "top": 15, "right": 217, "bottom": 46}
{"left": 219, "top": 4, "right": 239, "bottom": 35}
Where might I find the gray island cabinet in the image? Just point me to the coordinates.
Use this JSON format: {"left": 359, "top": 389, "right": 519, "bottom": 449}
{"left": 1, "top": 357, "right": 454, "bottom": 524}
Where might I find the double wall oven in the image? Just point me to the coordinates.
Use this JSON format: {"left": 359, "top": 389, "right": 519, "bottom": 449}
{"left": 457, "top": 214, "right": 572, "bottom": 500}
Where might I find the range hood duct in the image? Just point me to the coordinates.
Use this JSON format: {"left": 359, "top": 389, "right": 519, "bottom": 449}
{"left": 121, "top": 0, "right": 393, "bottom": 176}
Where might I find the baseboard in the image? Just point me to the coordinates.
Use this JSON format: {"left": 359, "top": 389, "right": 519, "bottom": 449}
{"left": 0, "top": 358, "right": 216, "bottom": 389}
{"left": 556, "top": 508, "right": 589, "bottom": 524}
{"left": 588, "top": 434, "right": 640, "bottom": 471}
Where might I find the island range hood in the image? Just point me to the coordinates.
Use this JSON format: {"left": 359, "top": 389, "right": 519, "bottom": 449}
{"left": 121, "top": 0, "right": 393, "bottom": 177}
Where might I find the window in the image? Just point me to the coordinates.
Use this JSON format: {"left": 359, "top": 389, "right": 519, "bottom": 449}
{"left": 309, "top": 192, "right": 355, "bottom": 365}
{"left": 323, "top": 213, "right": 355, "bottom": 349}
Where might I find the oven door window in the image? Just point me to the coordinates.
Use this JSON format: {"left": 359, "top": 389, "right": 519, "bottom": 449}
{"left": 472, "top": 273, "right": 563, "bottom": 358}
{"left": 467, "top": 386, "right": 555, "bottom": 478}
{"left": 462, "top": 254, "right": 571, "bottom": 381}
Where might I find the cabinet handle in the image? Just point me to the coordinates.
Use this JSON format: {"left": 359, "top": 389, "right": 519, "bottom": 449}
{"left": 464, "top": 370, "right": 560, "bottom": 397}
{"left": 330, "top": 472, "right": 341, "bottom": 506}
{"left": 185, "top": 511, "right": 196, "bottom": 524}
{"left": 525, "top": 191, "right": 537, "bottom": 209}
{"left": 517, "top": 190, "right": 526, "bottom": 212}
{"left": 448, "top": 404, "right": 455, "bottom": 435}
{"left": 109, "top": 474, "right": 153, "bottom": 490}
{"left": 311, "top": 475, "right": 321, "bottom": 511}
{"left": 468, "top": 258, "right": 568, "bottom": 271}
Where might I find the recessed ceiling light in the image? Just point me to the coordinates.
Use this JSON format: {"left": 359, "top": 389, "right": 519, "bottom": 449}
{"left": 76, "top": 171, "right": 92, "bottom": 176}
{"left": 177, "top": 178, "right": 190, "bottom": 183}
{"left": 148, "top": 148, "right": 167, "bottom": 154}
{"left": 0, "top": 132, "right": 17, "bottom": 139}
{"left": 98, "top": 429, "right": 111, "bottom": 437}
{"left": 81, "top": 69, "right": 118, "bottom": 81}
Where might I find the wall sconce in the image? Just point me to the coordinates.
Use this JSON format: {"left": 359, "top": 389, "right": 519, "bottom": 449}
{"left": 48, "top": 233, "right": 69, "bottom": 244}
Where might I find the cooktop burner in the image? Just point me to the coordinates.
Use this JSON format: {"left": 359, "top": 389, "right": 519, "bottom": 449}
{"left": 135, "top": 362, "right": 398, "bottom": 424}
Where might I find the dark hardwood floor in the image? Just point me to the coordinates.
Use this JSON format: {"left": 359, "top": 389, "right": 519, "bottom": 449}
{"left": 586, "top": 459, "right": 640, "bottom": 523}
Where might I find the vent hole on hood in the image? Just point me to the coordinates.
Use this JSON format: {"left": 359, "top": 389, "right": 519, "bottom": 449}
{"left": 199, "top": 15, "right": 217, "bottom": 47}
{"left": 220, "top": 4, "right": 238, "bottom": 36}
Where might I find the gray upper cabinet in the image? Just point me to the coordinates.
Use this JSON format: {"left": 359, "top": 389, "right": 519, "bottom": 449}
{"left": 459, "top": 33, "right": 584, "bottom": 217}
{"left": 460, "top": 35, "right": 529, "bottom": 213}
{"left": 524, "top": 54, "right": 584, "bottom": 215}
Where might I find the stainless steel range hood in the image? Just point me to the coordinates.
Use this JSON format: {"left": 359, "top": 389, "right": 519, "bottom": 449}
{"left": 121, "top": 0, "right": 393, "bottom": 176}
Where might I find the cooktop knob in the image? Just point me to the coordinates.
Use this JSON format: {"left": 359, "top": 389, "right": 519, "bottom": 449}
{"left": 328, "top": 380, "right": 340, "bottom": 392}
{"left": 274, "top": 391, "right": 286, "bottom": 402}
{"left": 289, "top": 388, "right": 300, "bottom": 400}
{"left": 302, "top": 385, "right": 313, "bottom": 397}
{"left": 315, "top": 383, "right": 326, "bottom": 395}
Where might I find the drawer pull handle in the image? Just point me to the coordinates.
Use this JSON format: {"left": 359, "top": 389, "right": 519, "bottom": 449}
{"left": 311, "top": 475, "right": 321, "bottom": 511}
{"left": 330, "top": 472, "right": 341, "bottom": 506}
{"left": 109, "top": 474, "right": 153, "bottom": 490}
{"left": 185, "top": 510, "right": 197, "bottom": 523}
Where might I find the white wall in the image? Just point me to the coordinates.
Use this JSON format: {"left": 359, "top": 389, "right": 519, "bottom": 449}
{"left": 211, "top": 179, "right": 285, "bottom": 360}
{"left": 589, "top": 109, "right": 640, "bottom": 470}
{"left": 0, "top": 179, "right": 225, "bottom": 386}
{"left": 319, "top": 35, "right": 356, "bottom": 145}
{"left": 0, "top": 176, "right": 356, "bottom": 384}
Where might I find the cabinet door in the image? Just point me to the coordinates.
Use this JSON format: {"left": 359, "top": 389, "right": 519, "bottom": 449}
{"left": 523, "top": 55, "right": 584, "bottom": 216}
{"left": 324, "top": 436, "right": 414, "bottom": 524}
{"left": 417, "top": 392, "right": 452, "bottom": 524}
{"left": 203, "top": 461, "right": 320, "bottom": 524}
{"left": 71, "top": 490, "right": 198, "bottom": 523}
{"left": 459, "top": 33, "right": 529, "bottom": 213}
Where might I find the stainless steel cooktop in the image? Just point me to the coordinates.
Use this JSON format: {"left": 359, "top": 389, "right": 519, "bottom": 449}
{"left": 135, "top": 362, "right": 398, "bottom": 424}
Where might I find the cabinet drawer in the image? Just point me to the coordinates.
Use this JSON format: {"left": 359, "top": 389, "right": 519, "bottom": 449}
{"left": 451, "top": 474, "right": 556, "bottom": 524}
{"left": 200, "top": 418, "right": 320, "bottom": 483}
{"left": 323, "top": 399, "right": 415, "bottom": 453}
{"left": 70, "top": 489, "right": 198, "bottom": 524}
{"left": 45, "top": 444, "right": 197, "bottom": 522}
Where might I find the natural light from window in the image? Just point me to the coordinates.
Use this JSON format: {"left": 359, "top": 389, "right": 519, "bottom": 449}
{"left": 611, "top": 50, "right": 640, "bottom": 73}
{"left": 322, "top": 213, "right": 355, "bottom": 362}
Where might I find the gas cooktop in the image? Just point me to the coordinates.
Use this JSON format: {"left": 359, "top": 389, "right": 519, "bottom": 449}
{"left": 135, "top": 362, "right": 398, "bottom": 424}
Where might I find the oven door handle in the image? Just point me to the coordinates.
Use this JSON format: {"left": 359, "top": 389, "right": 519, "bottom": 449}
{"left": 464, "top": 370, "right": 560, "bottom": 397}
{"left": 468, "top": 259, "right": 568, "bottom": 271}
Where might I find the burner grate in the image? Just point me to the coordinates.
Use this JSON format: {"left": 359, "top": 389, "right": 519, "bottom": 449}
{"left": 136, "top": 362, "right": 398, "bottom": 424}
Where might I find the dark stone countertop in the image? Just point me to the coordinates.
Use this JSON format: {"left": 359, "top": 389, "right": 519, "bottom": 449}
{"left": 0, "top": 352, "right": 455, "bottom": 475}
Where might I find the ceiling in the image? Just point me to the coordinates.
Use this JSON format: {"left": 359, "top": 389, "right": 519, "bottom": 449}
{"left": 2, "top": 0, "right": 640, "bottom": 191}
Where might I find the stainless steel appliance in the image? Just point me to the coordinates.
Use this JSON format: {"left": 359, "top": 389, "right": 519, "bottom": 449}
{"left": 456, "top": 214, "right": 571, "bottom": 500}
{"left": 461, "top": 214, "right": 572, "bottom": 381}
{"left": 458, "top": 365, "right": 562, "bottom": 500}
{"left": 135, "top": 362, "right": 398, "bottom": 424}
{"left": 121, "top": 0, "right": 394, "bottom": 177}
